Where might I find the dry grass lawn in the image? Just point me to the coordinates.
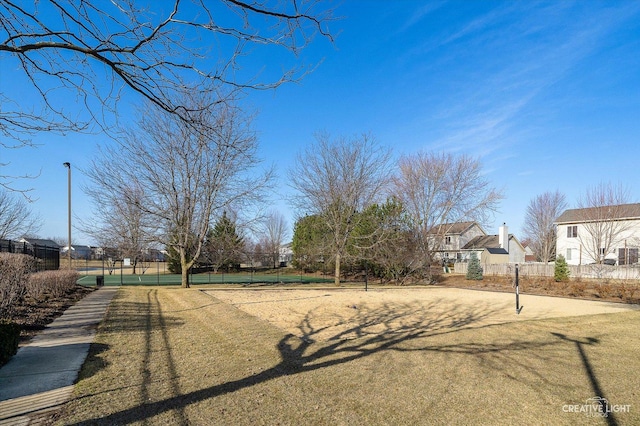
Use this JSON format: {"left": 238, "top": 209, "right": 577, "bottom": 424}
{"left": 55, "top": 286, "right": 640, "bottom": 425}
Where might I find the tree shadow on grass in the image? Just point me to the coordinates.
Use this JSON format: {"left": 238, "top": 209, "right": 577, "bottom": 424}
{"left": 76, "top": 343, "right": 110, "bottom": 381}
{"left": 70, "top": 296, "right": 603, "bottom": 425}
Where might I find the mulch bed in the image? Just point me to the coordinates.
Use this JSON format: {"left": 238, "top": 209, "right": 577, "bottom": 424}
{"left": 439, "top": 274, "right": 640, "bottom": 304}
{"left": 6, "top": 285, "right": 95, "bottom": 343}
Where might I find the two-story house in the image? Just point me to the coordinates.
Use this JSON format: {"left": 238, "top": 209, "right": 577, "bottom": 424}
{"left": 555, "top": 203, "right": 640, "bottom": 266}
{"left": 429, "top": 221, "right": 486, "bottom": 261}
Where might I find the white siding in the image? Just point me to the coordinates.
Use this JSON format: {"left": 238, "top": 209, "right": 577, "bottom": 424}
{"left": 556, "top": 220, "right": 640, "bottom": 265}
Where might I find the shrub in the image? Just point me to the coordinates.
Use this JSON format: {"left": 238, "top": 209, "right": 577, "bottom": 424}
{"left": 568, "top": 281, "right": 587, "bottom": 297}
{"left": 613, "top": 283, "right": 637, "bottom": 302}
{"left": 466, "top": 252, "right": 483, "bottom": 280}
{"left": 0, "top": 320, "right": 21, "bottom": 367}
{"left": 27, "top": 270, "right": 80, "bottom": 300}
{"left": 554, "top": 254, "right": 570, "bottom": 282}
{"left": 595, "top": 283, "right": 613, "bottom": 299}
{"left": 0, "top": 253, "right": 35, "bottom": 318}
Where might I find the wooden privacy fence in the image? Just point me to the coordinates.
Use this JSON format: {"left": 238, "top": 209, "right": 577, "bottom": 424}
{"left": 453, "top": 262, "right": 640, "bottom": 280}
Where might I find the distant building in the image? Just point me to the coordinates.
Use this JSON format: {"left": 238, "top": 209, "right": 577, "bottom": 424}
{"left": 460, "top": 223, "right": 526, "bottom": 264}
{"left": 18, "top": 237, "right": 60, "bottom": 248}
{"left": 430, "top": 222, "right": 525, "bottom": 264}
{"left": 429, "top": 221, "right": 486, "bottom": 261}
{"left": 61, "top": 244, "right": 92, "bottom": 259}
{"left": 523, "top": 245, "right": 536, "bottom": 262}
{"left": 279, "top": 242, "right": 293, "bottom": 266}
{"left": 555, "top": 203, "right": 640, "bottom": 265}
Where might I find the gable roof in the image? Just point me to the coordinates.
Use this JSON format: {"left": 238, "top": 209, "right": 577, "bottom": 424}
{"left": 461, "top": 234, "right": 523, "bottom": 251}
{"left": 428, "top": 221, "right": 483, "bottom": 235}
{"left": 19, "top": 238, "right": 60, "bottom": 248}
{"left": 555, "top": 203, "right": 640, "bottom": 224}
{"left": 462, "top": 235, "right": 500, "bottom": 249}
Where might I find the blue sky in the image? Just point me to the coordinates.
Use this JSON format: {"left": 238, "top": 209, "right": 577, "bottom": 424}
{"left": 2, "top": 1, "right": 640, "bottom": 244}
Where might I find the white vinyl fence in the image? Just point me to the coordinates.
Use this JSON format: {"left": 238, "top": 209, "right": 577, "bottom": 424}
{"left": 453, "top": 262, "right": 640, "bottom": 280}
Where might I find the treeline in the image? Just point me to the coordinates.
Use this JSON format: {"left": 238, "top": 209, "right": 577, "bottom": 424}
{"left": 291, "top": 200, "right": 424, "bottom": 284}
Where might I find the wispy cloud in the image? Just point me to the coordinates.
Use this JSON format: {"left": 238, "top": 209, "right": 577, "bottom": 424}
{"left": 399, "top": 1, "right": 448, "bottom": 33}
{"left": 423, "top": 1, "right": 640, "bottom": 161}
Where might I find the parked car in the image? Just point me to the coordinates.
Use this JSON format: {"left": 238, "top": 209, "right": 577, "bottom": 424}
{"left": 589, "top": 259, "right": 617, "bottom": 266}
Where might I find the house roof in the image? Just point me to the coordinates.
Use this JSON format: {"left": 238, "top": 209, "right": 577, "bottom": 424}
{"left": 486, "top": 247, "right": 508, "bottom": 255}
{"left": 19, "top": 238, "right": 60, "bottom": 248}
{"left": 555, "top": 203, "right": 640, "bottom": 224}
{"left": 63, "top": 245, "right": 92, "bottom": 251}
{"left": 428, "top": 221, "right": 481, "bottom": 235}
{"left": 461, "top": 234, "right": 522, "bottom": 251}
{"left": 462, "top": 235, "right": 500, "bottom": 249}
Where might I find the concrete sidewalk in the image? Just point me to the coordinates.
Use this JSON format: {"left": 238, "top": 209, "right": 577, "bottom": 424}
{"left": 0, "top": 287, "right": 117, "bottom": 425}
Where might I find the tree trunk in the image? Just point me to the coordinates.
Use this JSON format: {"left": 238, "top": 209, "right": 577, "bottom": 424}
{"left": 180, "top": 249, "right": 190, "bottom": 288}
{"left": 181, "top": 267, "right": 190, "bottom": 288}
{"left": 334, "top": 252, "right": 341, "bottom": 286}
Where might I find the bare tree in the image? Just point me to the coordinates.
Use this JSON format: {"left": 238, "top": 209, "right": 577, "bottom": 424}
{"left": 392, "top": 151, "right": 503, "bottom": 275}
{"left": 289, "top": 132, "right": 393, "bottom": 285}
{"left": 261, "top": 210, "right": 289, "bottom": 268}
{"left": 0, "top": 189, "right": 41, "bottom": 239}
{"left": 522, "top": 191, "right": 567, "bottom": 262}
{"left": 47, "top": 236, "right": 70, "bottom": 247}
{"left": 1, "top": 0, "right": 334, "bottom": 137}
{"left": 0, "top": 1, "right": 334, "bottom": 189}
{"left": 81, "top": 183, "right": 154, "bottom": 274}
{"left": 574, "top": 182, "right": 636, "bottom": 265}
{"left": 85, "top": 92, "right": 273, "bottom": 287}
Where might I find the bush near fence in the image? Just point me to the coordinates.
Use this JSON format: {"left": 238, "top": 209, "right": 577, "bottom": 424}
{"left": 27, "top": 270, "right": 81, "bottom": 299}
{"left": 0, "top": 253, "right": 80, "bottom": 367}
{"left": 454, "top": 262, "right": 640, "bottom": 280}
{"left": 0, "top": 253, "right": 35, "bottom": 318}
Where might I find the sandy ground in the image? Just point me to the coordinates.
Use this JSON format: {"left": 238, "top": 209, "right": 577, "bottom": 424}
{"left": 206, "top": 287, "right": 639, "bottom": 342}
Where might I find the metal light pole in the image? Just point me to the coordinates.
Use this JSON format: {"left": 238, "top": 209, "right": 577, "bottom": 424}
{"left": 63, "top": 162, "right": 71, "bottom": 270}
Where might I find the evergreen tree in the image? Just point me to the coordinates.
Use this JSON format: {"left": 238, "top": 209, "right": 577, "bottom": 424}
{"left": 203, "top": 212, "right": 244, "bottom": 272}
{"left": 291, "top": 214, "right": 330, "bottom": 271}
{"left": 466, "top": 251, "right": 483, "bottom": 280}
{"left": 554, "top": 254, "right": 570, "bottom": 282}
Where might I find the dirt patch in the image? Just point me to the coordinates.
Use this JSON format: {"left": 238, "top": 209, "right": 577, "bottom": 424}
{"left": 208, "top": 287, "right": 639, "bottom": 342}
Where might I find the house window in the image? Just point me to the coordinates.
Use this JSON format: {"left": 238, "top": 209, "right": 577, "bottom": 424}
{"left": 566, "top": 248, "right": 572, "bottom": 261}
{"left": 445, "top": 236, "right": 451, "bottom": 244}
{"left": 619, "top": 248, "right": 639, "bottom": 265}
{"left": 444, "top": 252, "right": 449, "bottom": 258}
{"left": 567, "top": 226, "right": 578, "bottom": 238}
